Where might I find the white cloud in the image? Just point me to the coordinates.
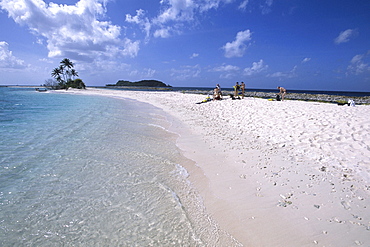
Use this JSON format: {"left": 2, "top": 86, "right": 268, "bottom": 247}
{"left": 143, "top": 68, "right": 156, "bottom": 78}
{"left": 126, "top": 9, "right": 145, "bottom": 25}
{"left": 238, "top": 0, "right": 274, "bottom": 13}
{"left": 199, "top": 0, "right": 234, "bottom": 12}
{"left": 38, "top": 58, "right": 53, "bottom": 64}
{"left": 347, "top": 52, "right": 370, "bottom": 75}
{"left": 156, "top": 0, "right": 196, "bottom": 24}
{"left": 212, "top": 64, "right": 240, "bottom": 79}
{"left": 170, "top": 64, "right": 201, "bottom": 80}
{"left": 80, "top": 59, "right": 131, "bottom": 74}
{"left": 268, "top": 65, "right": 297, "bottom": 79}
{"left": 213, "top": 64, "right": 240, "bottom": 72}
{"left": 155, "top": 0, "right": 234, "bottom": 24}
{"left": 121, "top": 39, "right": 140, "bottom": 58}
{"left": 0, "top": 0, "right": 139, "bottom": 61}
{"left": 124, "top": 0, "right": 237, "bottom": 41}
{"left": 302, "top": 57, "right": 311, "bottom": 63}
{"left": 223, "top": 30, "right": 252, "bottom": 58}
{"left": 122, "top": 0, "right": 242, "bottom": 44}
{"left": 261, "top": 0, "right": 273, "bottom": 14}
{"left": 334, "top": 29, "right": 357, "bottom": 44}
{"left": 126, "top": 9, "right": 151, "bottom": 41}
{"left": 79, "top": 59, "right": 155, "bottom": 80}
{"left": 129, "top": 68, "right": 156, "bottom": 78}
{"left": 243, "top": 59, "right": 268, "bottom": 75}
{"left": 0, "top": 41, "right": 26, "bottom": 69}
{"left": 154, "top": 28, "right": 171, "bottom": 38}
{"left": 190, "top": 53, "right": 199, "bottom": 59}
{"left": 238, "top": 0, "right": 249, "bottom": 10}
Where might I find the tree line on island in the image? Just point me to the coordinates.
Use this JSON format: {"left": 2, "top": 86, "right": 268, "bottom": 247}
{"left": 106, "top": 80, "right": 171, "bottom": 88}
{"left": 42, "top": 58, "right": 169, "bottom": 90}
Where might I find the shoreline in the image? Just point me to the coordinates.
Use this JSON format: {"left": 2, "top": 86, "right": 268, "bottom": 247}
{"left": 103, "top": 86, "right": 370, "bottom": 104}
{"left": 56, "top": 88, "right": 369, "bottom": 246}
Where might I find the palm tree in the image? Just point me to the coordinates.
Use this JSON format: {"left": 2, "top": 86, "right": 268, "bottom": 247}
{"left": 58, "top": 65, "right": 67, "bottom": 83}
{"left": 51, "top": 67, "right": 62, "bottom": 83}
{"left": 51, "top": 58, "right": 81, "bottom": 89}
{"left": 60, "top": 58, "right": 74, "bottom": 81}
{"left": 60, "top": 58, "right": 74, "bottom": 70}
{"left": 70, "top": 69, "right": 79, "bottom": 80}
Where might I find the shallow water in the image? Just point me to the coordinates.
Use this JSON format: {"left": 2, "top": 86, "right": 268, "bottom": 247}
{"left": 0, "top": 87, "right": 240, "bottom": 246}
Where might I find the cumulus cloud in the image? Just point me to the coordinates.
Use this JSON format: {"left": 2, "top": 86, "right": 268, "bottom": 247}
{"left": 243, "top": 59, "right": 267, "bottom": 75}
{"left": 347, "top": 52, "right": 370, "bottom": 75}
{"left": 0, "top": 41, "right": 26, "bottom": 69}
{"left": 126, "top": 0, "right": 237, "bottom": 41}
{"left": 126, "top": 9, "right": 151, "bottom": 41}
{"left": 121, "top": 39, "right": 141, "bottom": 58}
{"left": 223, "top": 30, "right": 252, "bottom": 58}
{"left": 154, "top": 28, "right": 171, "bottom": 38}
{"left": 156, "top": 0, "right": 196, "bottom": 24}
{"left": 0, "top": 0, "right": 139, "bottom": 61}
{"left": 334, "top": 29, "right": 357, "bottom": 44}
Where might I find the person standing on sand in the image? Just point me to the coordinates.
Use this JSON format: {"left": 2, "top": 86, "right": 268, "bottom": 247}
{"left": 234, "top": 82, "right": 240, "bottom": 97}
{"left": 240, "top": 82, "right": 245, "bottom": 99}
{"left": 277, "top": 86, "right": 286, "bottom": 101}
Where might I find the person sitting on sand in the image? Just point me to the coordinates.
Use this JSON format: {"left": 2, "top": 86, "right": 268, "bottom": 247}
{"left": 240, "top": 82, "right": 245, "bottom": 99}
{"left": 213, "top": 87, "right": 221, "bottom": 101}
{"left": 213, "top": 87, "right": 222, "bottom": 101}
{"left": 234, "top": 82, "right": 240, "bottom": 97}
{"left": 277, "top": 86, "right": 286, "bottom": 101}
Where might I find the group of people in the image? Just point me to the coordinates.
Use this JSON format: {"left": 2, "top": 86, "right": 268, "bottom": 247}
{"left": 233, "top": 82, "right": 246, "bottom": 99}
{"left": 212, "top": 83, "right": 287, "bottom": 101}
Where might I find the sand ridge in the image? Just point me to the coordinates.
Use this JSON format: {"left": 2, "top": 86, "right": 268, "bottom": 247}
{"left": 59, "top": 88, "right": 370, "bottom": 246}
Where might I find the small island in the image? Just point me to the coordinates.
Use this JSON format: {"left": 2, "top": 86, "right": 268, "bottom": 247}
{"left": 106, "top": 80, "right": 171, "bottom": 88}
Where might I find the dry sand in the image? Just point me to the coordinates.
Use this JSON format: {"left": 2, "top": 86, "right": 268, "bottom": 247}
{"left": 59, "top": 88, "right": 370, "bottom": 246}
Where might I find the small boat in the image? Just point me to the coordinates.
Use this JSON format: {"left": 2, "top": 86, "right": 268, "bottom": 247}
{"left": 35, "top": 88, "right": 47, "bottom": 92}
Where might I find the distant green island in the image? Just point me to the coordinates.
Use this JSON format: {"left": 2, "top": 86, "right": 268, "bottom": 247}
{"left": 106, "top": 80, "right": 171, "bottom": 87}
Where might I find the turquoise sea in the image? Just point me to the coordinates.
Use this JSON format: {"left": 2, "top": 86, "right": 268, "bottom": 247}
{"left": 0, "top": 87, "right": 238, "bottom": 246}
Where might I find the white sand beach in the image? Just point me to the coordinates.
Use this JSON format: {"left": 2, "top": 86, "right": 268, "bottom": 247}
{"left": 60, "top": 88, "right": 370, "bottom": 246}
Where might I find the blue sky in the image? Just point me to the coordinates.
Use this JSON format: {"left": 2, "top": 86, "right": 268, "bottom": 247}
{"left": 0, "top": 0, "right": 369, "bottom": 91}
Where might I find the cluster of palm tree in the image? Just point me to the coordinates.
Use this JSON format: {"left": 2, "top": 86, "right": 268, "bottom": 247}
{"left": 50, "top": 58, "right": 85, "bottom": 89}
